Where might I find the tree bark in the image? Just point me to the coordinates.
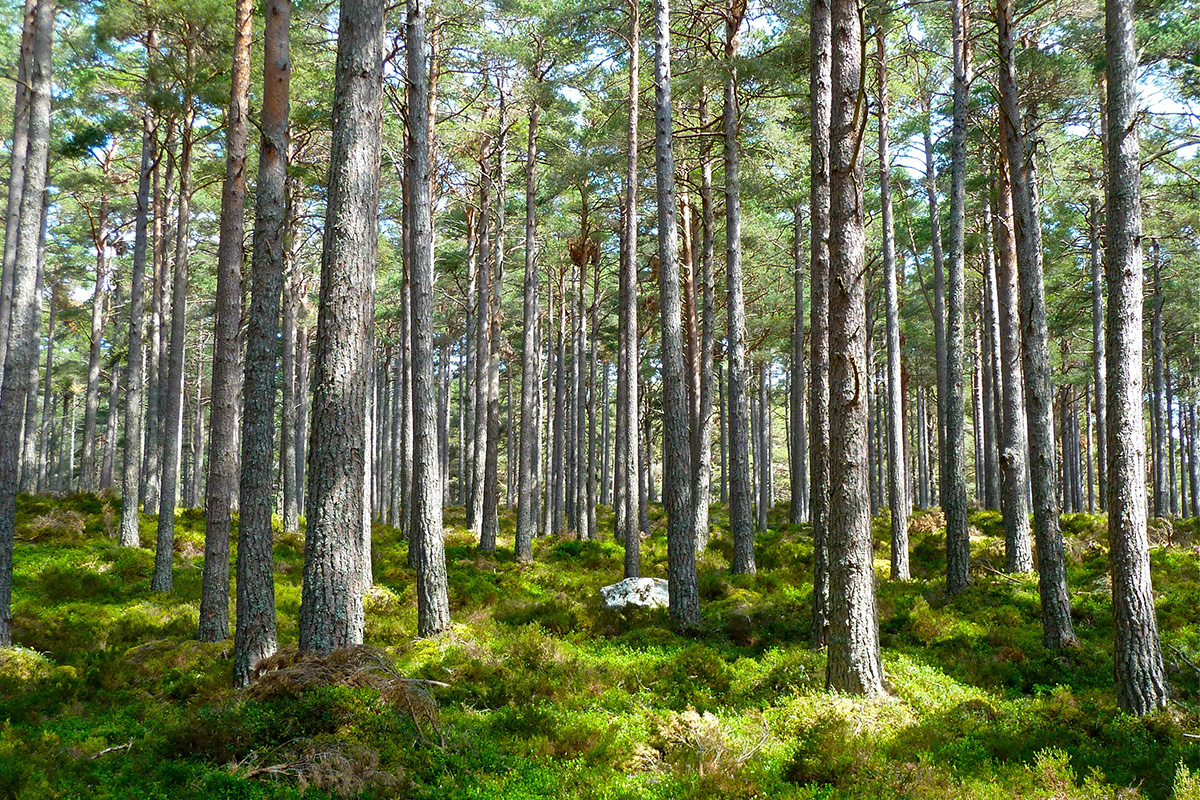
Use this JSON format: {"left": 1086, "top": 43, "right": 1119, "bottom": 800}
{"left": 233, "top": 0, "right": 288, "bottom": 683}
{"left": 993, "top": 163, "right": 1033, "bottom": 573}
{"left": 300, "top": 0, "right": 385, "bottom": 651}
{"left": 81, "top": 191, "right": 111, "bottom": 492}
{"left": 997, "top": 3, "right": 1076, "bottom": 647}
{"left": 1104, "top": 0, "right": 1167, "bottom": 712}
{"left": 1150, "top": 240, "right": 1166, "bottom": 518}
{"left": 879, "top": 28, "right": 907, "bottom": 579}
{"left": 790, "top": 207, "right": 809, "bottom": 525}
{"left": 481, "top": 90, "right": 507, "bottom": 553}
{"left": 0, "top": 0, "right": 53, "bottom": 645}
{"left": 618, "top": 0, "right": 640, "bottom": 577}
{"left": 407, "top": 0, "right": 451, "bottom": 635}
{"left": 199, "top": 0, "right": 252, "bottom": 641}
{"left": 654, "top": 0, "right": 699, "bottom": 627}
{"left": 469, "top": 156, "right": 492, "bottom": 536}
{"left": 725, "top": 4, "right": 753, "bottom": 573}
{"left": 516, "top": 80, "right": 542, "bottom": 562}
{"left": 808, "top": 0, "right": 831, "bottom": 649}
{"left": 825, "top": 0, "right": 882, "bottom": 695}
{"left": 152, "top": 84, "right": 195, "bottom": 595}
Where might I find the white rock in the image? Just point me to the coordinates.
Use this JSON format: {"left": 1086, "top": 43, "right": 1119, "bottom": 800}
{"left": 600, "top": 577, "right": 670, "bottom": 610}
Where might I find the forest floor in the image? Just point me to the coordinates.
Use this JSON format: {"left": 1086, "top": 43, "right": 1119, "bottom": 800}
{"left": 1, "top": 494, "right": 1199, "bottom": 799}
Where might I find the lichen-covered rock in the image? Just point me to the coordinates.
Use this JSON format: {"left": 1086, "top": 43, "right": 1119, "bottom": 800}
{"left": 600, "top": 577, "right": 669, "bottom": 610}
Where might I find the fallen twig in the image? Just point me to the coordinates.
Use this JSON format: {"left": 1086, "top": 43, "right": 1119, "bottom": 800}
{"left": 88, "top": 739, "right": 133, "bottom": 760}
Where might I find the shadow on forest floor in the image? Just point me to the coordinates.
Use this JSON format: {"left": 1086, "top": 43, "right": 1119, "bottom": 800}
{"left": 1, "top": 492, "right": 1199, "bottom": 799}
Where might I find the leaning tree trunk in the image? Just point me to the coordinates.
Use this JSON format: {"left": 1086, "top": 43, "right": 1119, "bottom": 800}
{"left": 0, "top": 0, "right": 37, "bottom": 395}
{"left": 152, "top": 87, "right": 196, "bottom": 595}
{"left": 0, "top": 0, "right": 53, "bottom": 646}
{"left": 299, "top": 0, "right": 386, "bottom": 651}
{"left": 993, "top": 162, "right": 1033, "bottom": 574}
{"left": 233, "top": 0, "right": 288, "bottom": 684}
{"left": 878, "top": 27, "right": 908, "bottom": 580}
{"left": 943, "top": 0, "right": 970, "bottom": 593}
{"left": 1104, "top": 0, "right": 1167, "bottom": 715}
{"left": 825, "top": 0, "right": 883, "bottom": 696}
{"left": 998, "top": 1, "right": 1076, "bottom": 649}
{"left": 407, "top": 0, "right": 451, "bottom": 635}
{"left": 199, "top": 0, "right": 252, "bottom": 641}
{"left": 654, "top": 0, "right": 699, "bottom": 628}
{"left": 725, "top": 2, "right": 754, "bottom": 574}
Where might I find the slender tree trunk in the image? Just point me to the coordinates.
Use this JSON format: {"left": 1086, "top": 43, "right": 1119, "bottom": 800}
{"left": 152, "top": 84, "right": 195, "bottom": 594}
{"left": 601, "top": 365, "right": 610, "bottom": 507}
{"left": 188, "top": 351, "right": 203, "bottom": 505}
{"left": 82, "top": 193, "right": 111, "bottom": 491}
{"left": 233, "top": 0, "right": 288, "bottom": 683}
{"left": 997, "top": 3, "right": 1076, "bottom": 647}
{"left": 280, "top": 192, "right": 302, "bottom": 534}
{"left": 0, "top": 0, "right": 52, "bottom": 646}
{"left": 407, "top": 0, "right": 451, "bottom": 634}
{"left": 808, "top": 0, "right": 832, "bottom": 649}
{"left": 142, "top": 123, "right": 169, "bottom": 513}
{"left": 481, "top": 93, "right": 507, "bottom": 553}
{"left": 120, "top": 78, "right": 155, "bottom": 544}
{"left": 18, "top": 195, "right": 46, "bottom": 494}
{"left": 790, "top": 207, "right": 809, "bottom": 525}
{"left": 923, "top": 128, "right": 947, "bottom": 519}
{"left": 1087, "top": 197, "right": 1107, "bottom": 510}
{"left": 516, "top": 87, "right": 542, "bottom": 561}
{"left": 299, "top": 0, "right": 386, "bottom": 651}
{"left": 879, "top": 29, "right": 908, "bottom": 579}
{"left": 826, "top": 0, "right": 882, "bottom": 695}
{"left": 37, "top": 278, "right": 55, "bottom": 494}
{"left": 654, "top": 0, "right": 698, "bottom": 626}
{"left": 0, "top": 0, "right": 37, "bottom": 395}
{"left": 199, "top": 0, "right": 252, "bottom": 639}
{"left": 994, "top": 163, "right": 1034, "bottom": 573}
{"left": 618, "top": 0, "right": 640, "bottom": 576}
{"left": 469, "top": 158, "right": 492, "bottom": 536}
{"left": 1104, "top": 0, "right": 1167, "bottom": 711}
{"left": 982, "top": 207, "right": 1002, "bottom": 510}
{"left": 1150, "top": 240, "right": 1166, "bottom": 518}
{"left": 725, "top": 5, "right": 753, "bottom": 573}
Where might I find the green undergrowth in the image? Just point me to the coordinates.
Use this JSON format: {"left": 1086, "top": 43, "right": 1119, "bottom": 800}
{"left": 1, "top": 493, "right": 1198, "bottom": 799}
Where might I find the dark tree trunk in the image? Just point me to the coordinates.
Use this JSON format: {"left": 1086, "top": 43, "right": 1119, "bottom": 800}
{"left": 993, "top": 164, "right": 1033, "bottom": 573}
{"left": 233, "top": 0, "right": 288, "bottom": 683}
{"left": 654, "top": 0, "right": 698, "bottom": 627}
{"left": 825, "top": 0, "right": 883, "bottom": 695}
{"left": 300, "top": 0, "right": 386, "bottom": 651}
{"left": 997, "top": 3, "right": 1076, "bottom": 648}
{"left": 1104, "top": 0, "right": 1167, "bottom": 712}
{"left": 200, "top": 0, "right": 252, "bottom": 641}
{"left": 407, "top": 0, "right": 451, "bottom": 635}
{"left": 725, "top": 5, "right": 753, "bottom": 574}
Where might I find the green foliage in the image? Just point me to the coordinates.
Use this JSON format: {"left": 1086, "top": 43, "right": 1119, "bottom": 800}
{"left": 3, "top": 494, "right": 1200, "bottom": 799}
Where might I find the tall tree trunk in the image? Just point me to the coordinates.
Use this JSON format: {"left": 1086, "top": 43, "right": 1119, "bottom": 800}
{"left": 1104, "top": 0, "right": 1167, "bottom": 712}
{"left": 692, "top": 94, "right": 717, "bottom": 552}
{"left": 407, "top": 0, "right": 451, "bottom": 634}
{"left": 121, "top": 71, "right": 155, "bottom": 544}
{"left": 943, "top": 0, "right": 970, "bottom": 592}
{"left": 1088, "top": 196, "right": 1107, "bottom": 510}
{"left": 280, "top": 191, "right": 302, "bottom": 534}
{"left": 879, "top": 27, "right": 908, "bottom": 579}
{"left": 18, "top": 193, "right": 46, "bottom": 494}
{"left": 300, "top": 0, "right": 385, "bottom": 651}
{"left": 152, "top": 83, "right": 195, "bottom": 595}
{"left": 142, "top": 122, "right": 170, "bottom": 514}
{"left": 790, "top": 207, "right": 809, "bottom": 525}
{"left": 725, "top": 4, "right": 753, "bottom": 573}
{"left": 469, "top": 157, "right": 492, "bottom": 536}
{"left": 997, "top": 4, "right": 1076, "bottom": 648}
{"left": 481, "top": 93, "right": 507, "bottom": 553}
{"left": 654, "top": 0, "right": 699, "bottom": 627}
{"left": 826, "top": 0, "right": 882, "bottom": 695}
{"left": 0, "top": 0, "right": 37, "bottom": 394}
{"left": 808, "top": 0, "right": 832, "bottom": 649}
{"left": 82, "top": 193, "right": 111, "bottom": 491}
{"left": 1150, "top": 240, "right": 1166, "bottom": 518}
{"left": 981, "top": 203, "right": 1002, "bottom": 510}
{"left": 233, "top": 0, "right": 288, "bottom": 683}
{"left": 923, "top": 128, "right": 948, "bottom": 519}
{"left": 199, "top": 0, "right": 252, "bottom": 640}
{"left": 0, "top": 0, "right": 53, "bottom": 645}
{"left": 994, "top": 162, "right": 1033, "bottom": 573}
{"left": 618, "top": 0, "right": 640, "bottom": 576}
{"left": 516, "top": 83, "right": 542, "bottom": 562}
{"left": 37, "top": 279, "right": 55, "bottom": 494}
